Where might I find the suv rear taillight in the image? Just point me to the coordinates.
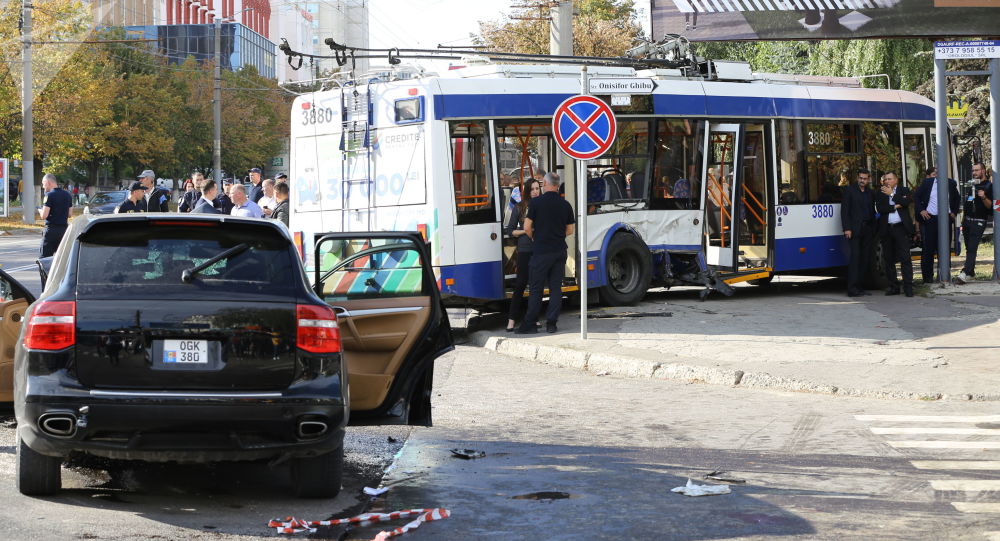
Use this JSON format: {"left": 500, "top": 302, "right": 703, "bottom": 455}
{"left": 297, "top": 304, "right": 341, "bottom": 353}
{"left": 23, "top": 301, "right": 76, "bottom": 351}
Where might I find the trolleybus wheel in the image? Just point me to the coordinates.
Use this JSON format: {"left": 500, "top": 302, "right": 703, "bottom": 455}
{"left": 599, "top": 233, "right": 652, "bottom": 306}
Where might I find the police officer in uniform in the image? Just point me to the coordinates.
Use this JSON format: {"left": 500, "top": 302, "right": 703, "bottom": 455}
{"left": 115, "top": 182, "right": 147, "bottom": 214}
{"left": 38, "top": 173, "right": 72, "bottom": 257}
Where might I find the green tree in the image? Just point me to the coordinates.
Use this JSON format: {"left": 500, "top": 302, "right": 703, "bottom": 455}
{"left": 475, "top": 0, "right": 643, "bottom": 58}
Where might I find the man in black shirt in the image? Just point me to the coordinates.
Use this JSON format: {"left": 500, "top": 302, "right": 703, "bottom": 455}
{"left": 516, "top": 173, "right": 575, "bottom": 334}
{"left": 955, "top": 162, "right": 993, "bottom": 283}
{"left": 115, "top": 182, "right": 147, "bottom": 214}
{"left": 39, "top": 173, "right": 72, "bottom": 257}
{"left": 247, "top": 167, "right": 264, "bottom": 203}
{"left": 841, "top": 168, "right": 876, "bottom": 297}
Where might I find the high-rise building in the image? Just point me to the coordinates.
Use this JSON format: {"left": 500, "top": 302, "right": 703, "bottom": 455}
{"left": 91, "top": 0, "right": 160, "bottom": 26}
{"left": 303, "top": 0, "right": 369, "bottom": 77}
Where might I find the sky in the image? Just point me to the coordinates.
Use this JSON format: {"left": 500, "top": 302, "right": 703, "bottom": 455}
{"left": 368, "top": 0, "right": 514, "bottom": 51}
{"left": 367, "top": 0, "right": 652, "bottom": 64}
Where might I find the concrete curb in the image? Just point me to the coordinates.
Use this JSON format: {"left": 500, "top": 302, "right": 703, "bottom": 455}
{"left": 471, "top": 333, "right": 1000, "bottom": 402}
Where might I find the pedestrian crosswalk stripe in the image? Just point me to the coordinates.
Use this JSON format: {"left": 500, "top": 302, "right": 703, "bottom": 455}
{"left": 951, "top": 502, "right": 1000, "bottom": 513}
{"left": 872, "top": 427, "right": 1000, "bottom": 435}
{"left": 856, "top": 414, "right": 1000, "bottom": 423}
{"left": 888, "top": 440, "right": 1000, "bottom": 449}
{"left": 911, "top": 461, "right": 1000, "bottom": 470}
{"left": 930, "top": 480, "right": 1000, "bottom": 491}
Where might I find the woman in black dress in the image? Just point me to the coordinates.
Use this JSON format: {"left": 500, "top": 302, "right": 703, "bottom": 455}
{"left": 505, "top": 179, "right": 541, "bottom": 332}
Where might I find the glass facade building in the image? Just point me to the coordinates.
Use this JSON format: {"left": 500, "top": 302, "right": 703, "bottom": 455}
{"left": 124, "top": 24, "right": 276, "bottom": 79}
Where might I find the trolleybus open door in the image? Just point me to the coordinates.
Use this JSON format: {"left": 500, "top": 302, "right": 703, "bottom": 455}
{"left": 703, "top": 123, "right": 745, "bottom": 272}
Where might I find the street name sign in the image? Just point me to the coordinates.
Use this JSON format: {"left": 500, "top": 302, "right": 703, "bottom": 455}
{"left": 552, "top": 95, "right": 617, "bottom": 161}
{"left": 934, "top": 40, "right": 1000, "bottom": 60}
{"left": 588, "top": 78, "right": 658, "bottom": 95}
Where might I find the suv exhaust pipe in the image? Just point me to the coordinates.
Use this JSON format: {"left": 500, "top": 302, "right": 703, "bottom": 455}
{"left": 297, "top": 419, "right": 328, "bottom": 439}
{"left": 38, "top": 413, "right": 78, "bottom": 438}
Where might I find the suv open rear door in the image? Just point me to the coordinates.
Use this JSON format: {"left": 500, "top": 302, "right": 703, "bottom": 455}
{"left": 1, "top": 268, "right": 35, "bottom": 402}
{"left": 313, "top": 232, "right": 453, "bottom": 426}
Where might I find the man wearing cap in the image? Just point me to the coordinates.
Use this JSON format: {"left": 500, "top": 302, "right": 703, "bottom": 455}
{"left": 275, "top": 173, "right": 288, "bottom": 184}
{"left": 138, "top": 169, "right": 169, "bottom": 212}
{"left": 247, "top": 168, "right": 264, "bottom": 204}
{"left": 115, "top": 182, "right": 147, "bottom": 214}
{"left": 214, "top": 181, "right": 235, "bottom": 214}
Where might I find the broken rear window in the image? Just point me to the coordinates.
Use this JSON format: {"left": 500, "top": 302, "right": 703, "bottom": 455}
{"left": 75, "top": 223, "right": 301, "bottom": 300}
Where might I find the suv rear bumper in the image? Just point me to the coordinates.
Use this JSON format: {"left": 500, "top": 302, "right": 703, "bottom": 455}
{"left": 18, "top": 376, "right": 347, "bottom": 463}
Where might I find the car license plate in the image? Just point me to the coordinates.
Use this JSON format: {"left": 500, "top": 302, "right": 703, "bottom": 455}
{"left": 163, "top": 339, "right": 209, "bottom": 364}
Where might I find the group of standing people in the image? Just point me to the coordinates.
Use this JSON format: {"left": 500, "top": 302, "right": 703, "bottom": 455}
{"left": 119, "top": 167, "right": 290, "bottom": 226}
{"left": 841, "top": 163, "right": 993, "bottom": 298}
{"left": 503, "top": 172, "right": 576, "bottom": 334}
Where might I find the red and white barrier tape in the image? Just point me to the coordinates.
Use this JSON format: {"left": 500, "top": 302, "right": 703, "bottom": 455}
{"left": 268, "top": 508, "right": 450, "bottom": 537}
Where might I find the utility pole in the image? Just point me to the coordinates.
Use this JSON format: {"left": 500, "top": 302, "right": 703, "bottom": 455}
{"left": 991, "top": 58, "right": 1000, "bottom": 282}
{"left": 549, "top": 1, "right": 573, "bottom": 57}
{"left": 213, "top": 12, "right": 222, "bottom": 183}
{"left": 21, "top": 0, "right": 34, "bottom": 224}
{"left": 933, "top": 58, "right": 951, "bottom": 283}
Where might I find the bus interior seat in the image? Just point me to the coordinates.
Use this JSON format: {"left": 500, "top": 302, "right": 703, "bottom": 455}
{"left": 603, "top": 173, "right": 626, "bottom": 201}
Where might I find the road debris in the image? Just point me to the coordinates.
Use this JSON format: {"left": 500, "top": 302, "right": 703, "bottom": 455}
{"left": 450, "top": 448, "right": 485, "bottom": 459}
{"left": 671, "top": 479, "right": 732, "bottom": 497}
{"left": 364, "top": 486, "right": 390, "bottom": 496}
{"left": 269, "top": 508, "right": 451, "bottom": 539}
{"left": 511, "top": 491, "right": 573, "bottom": 500}
{"left": 704, "top": 471, "right": 746, "bottom": 484}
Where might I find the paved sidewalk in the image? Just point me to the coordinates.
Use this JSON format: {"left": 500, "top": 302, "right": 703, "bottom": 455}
{"left": 470, "top": 279, "right": 1000, "bottom": 401}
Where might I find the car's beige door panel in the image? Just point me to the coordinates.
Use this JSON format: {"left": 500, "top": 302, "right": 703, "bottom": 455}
{"left": 334, "top": 297, "right": 431, "bottom": 410}
{"left": 0, "top": 299, "right": 29, "bottom": 402}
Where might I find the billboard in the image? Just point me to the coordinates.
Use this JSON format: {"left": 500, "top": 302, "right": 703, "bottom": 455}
{"left": 651, "top": 0, "right": 1000, "bottom": 41}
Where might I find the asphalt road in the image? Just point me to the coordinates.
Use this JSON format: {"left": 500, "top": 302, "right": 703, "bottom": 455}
{"left": 371, "top": 347, "right": 1000, "bottom": 541}
{"left": 0, "top": 232, "right": 44, "bottom": 295}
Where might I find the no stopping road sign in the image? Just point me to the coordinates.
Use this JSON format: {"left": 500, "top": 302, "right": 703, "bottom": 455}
{"left": 552, "top": 95, "right": 617, "bottom": 160}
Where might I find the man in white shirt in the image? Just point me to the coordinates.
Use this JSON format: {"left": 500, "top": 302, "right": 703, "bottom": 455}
{"left": 230, "top": 183, "right": 264, "bottom": 218}
{"left": 875, "top": 172, "right": 915, "bottom": 297}
{"left": 258, "top": 179, "right": 278, "bottom": 217}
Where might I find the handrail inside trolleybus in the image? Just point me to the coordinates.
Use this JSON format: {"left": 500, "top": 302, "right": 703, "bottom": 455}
{"left": 456, "top": 194, "right": 490, "bottom": 208}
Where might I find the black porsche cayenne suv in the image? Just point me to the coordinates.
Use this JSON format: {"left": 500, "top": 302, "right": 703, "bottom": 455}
{"left": 9, "top": 214, "right": 453, "bottom": 498}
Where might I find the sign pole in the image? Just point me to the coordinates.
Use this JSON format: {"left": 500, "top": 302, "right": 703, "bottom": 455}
{"left": 934, "top": 58, "right": 952, "bottom": 283}
{"left": 578, "top": 66, "right": 589, "bottom": 340}
{"left": 991, "top": 58, "right": 1000, "bottom": 282}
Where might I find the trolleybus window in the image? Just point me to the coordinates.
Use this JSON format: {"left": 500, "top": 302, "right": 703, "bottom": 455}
{"left": 450, "top": 121, "right": 496, "bottom": 225}
{"left": 775, "top": 119, "right": 807, "bottom": 205}
{"left": 588, "top": 120, "right": 652, "bottom": 206}
{"left": 862, "top": 122, "right": 902, "bottom": 182}
{"left": 804, "top": 122, "right": 861, "bottom": 203}
{"left": 651, "top": 119, "right": 703, "bottom": 210}
{"left": 494, "top": 122, "right": 555, "bottom": 220}
{"left": 904, "top": 126, "right": 932, "bottom": 189}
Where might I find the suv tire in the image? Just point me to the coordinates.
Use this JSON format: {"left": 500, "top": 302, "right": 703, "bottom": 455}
{"left": 292, "top": 445, "right": 344, "bottom": 499}
{"left": 17, "top": 433, "right": 62, "bottom": 496}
